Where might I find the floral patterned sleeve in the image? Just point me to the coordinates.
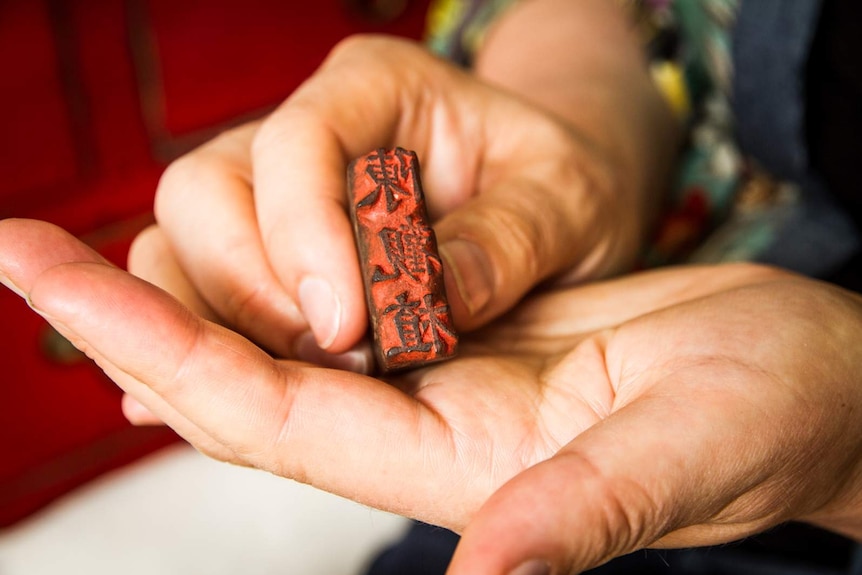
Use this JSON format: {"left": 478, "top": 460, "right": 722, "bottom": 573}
{"left": 424, "top": 0, "right": 520, "bottom": 66}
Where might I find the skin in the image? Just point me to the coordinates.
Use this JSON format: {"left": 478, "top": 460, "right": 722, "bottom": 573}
{"left": 129, "top": 0, "right": 678, "bottom": 370}
{"left": 2, "top": 219, "right": 862, "bottom": 575}
{"left": 6, "top": 1, "right": 860, "bottom": 573}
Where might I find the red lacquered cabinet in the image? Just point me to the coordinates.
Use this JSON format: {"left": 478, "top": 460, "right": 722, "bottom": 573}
{"left": 0, "top": 0, "right": 428, "bottom": 527}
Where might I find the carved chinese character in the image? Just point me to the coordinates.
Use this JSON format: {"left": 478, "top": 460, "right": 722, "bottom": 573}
{"left": 348, "top": 147, "right": 459, "bottom": 372}
{"left": 383, "top": 292, "right": 433, "bottom": 357}
{"left": 417, "top": 293, "right": 457, "bottom": 355}
{"left": 356, "top": 148, "right": 415, "bottom": 213}
{"left": 372, "top": 216, "right": 441, "bottom": 283}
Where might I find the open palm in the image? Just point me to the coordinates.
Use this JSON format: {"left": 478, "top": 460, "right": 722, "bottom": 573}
{"left": 3, "top": 218, "right": 862, "bottom": 575}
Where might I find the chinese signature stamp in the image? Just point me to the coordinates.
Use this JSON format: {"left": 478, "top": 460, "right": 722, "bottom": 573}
{"left": 348, "top": 147, "right": 459, "bottom": 372}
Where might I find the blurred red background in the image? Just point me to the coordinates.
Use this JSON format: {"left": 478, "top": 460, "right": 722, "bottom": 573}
{"left": 0, "top": 0, "right": 428, "bottom": 527}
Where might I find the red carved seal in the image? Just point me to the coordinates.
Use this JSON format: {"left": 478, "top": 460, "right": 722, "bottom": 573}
{"left": 348, "top": 147, "right": 458, "bottom": 372}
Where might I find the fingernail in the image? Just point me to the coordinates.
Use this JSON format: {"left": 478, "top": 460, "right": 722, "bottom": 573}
{"left": 122, "top": 395, "right": 159, "bottom": 425}
{"left": 0, "top": 268, "right": 25, "bottom": 299}
{"left": 332, "top": 348, "right": 372, "bottom": 374}
{"left": 294, "top": 331, "right": 372, "bottom": 374}
{"left": 298, "top": 276, "right": 341, "bottom": 350}
{"left": 439, "top": 239, "right": 493, "bottom": 316}
{"left": 508, "top": 559, "right": 551, "bottom": 575}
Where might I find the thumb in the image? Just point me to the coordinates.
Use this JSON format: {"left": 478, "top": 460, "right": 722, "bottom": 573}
{"left": 445, "top": 411, "right": 674, "bottom": 575}
{"left": 436, "top": 174, "right": 618, "bottom": 331}
{"left": 445, "top": 382, "right": 784, "bottom": 575}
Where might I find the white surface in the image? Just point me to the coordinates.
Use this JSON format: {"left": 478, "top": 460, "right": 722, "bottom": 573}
{"left": 0, "top": 443, "right": 409, "bottom": 574}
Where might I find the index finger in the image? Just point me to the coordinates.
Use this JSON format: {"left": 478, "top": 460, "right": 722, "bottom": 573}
{"left": 250, "top": 35, "right": 479, "bottom": 352}
{"left": 0, "top": 219, "right": 455, "bottom": 521}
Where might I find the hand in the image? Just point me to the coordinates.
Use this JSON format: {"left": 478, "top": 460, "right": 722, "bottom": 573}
{"left": 4, "top": 219, "right": 862, "bottom": 574}
{"left": 132, "top": 34, "right": 662, "bottom": 369}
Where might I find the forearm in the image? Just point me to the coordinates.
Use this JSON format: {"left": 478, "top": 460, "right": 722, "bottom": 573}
{"left": 474, "top": 0, "right": 680, "bottom": 278}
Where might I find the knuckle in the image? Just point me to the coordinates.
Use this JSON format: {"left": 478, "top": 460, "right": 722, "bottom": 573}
{"left": 154, "top": 135, "right": 245, "bottom": 226}
{"left": 324, "top": 33, "right": 408, "bottom": 66}
{"left": 507, "top": 215, "right": 545, "bottom": 280}
{"left": 222, "top": 279, "right": 275, "bottom": 335}
{"left": 487, "top": 186, "right": 572, "bottom": 283}
{"left": 154, "top": 153, "right": 214, "bottom": 223}
{"left": 249, "top": 112, "right": 290, "bottom": 162}
{"left": 154, "top": 123, "right": 256, "bottom": 224}
{"left": 126, "top": 224, "right": 164, "bottom": 277}
{"left": 722, "top": 262, "right": 794, "bottom": 284}
{"left": 317, "top": 34, "right": 425, "bottom": 92}
{"left": 482, "top": 202, "right": 545, "bottom": 282}
{"left": 327, "top": 33, "right": 377, "bottom": 61}
{"left": 559, "top": 451, "right": 662, "bottom": 563}
{"left": 262, "top": 369, "right": 308, "bottom": 480}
